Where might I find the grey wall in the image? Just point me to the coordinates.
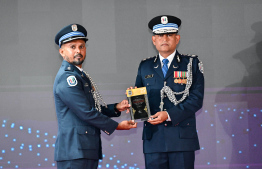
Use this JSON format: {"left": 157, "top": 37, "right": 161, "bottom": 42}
{"left": 1, "top": 0, "right": 262, "bottom": 168}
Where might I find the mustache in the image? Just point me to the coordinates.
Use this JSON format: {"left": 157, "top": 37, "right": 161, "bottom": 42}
{"left": 74, "top": 54, "right": 83, "bottom": 58}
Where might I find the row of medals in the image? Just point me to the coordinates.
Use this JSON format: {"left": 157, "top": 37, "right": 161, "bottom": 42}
{"left": 174, "top": 78, "right": 187, "bottom": 85}
{"left": 174, "top": 71, "right": 187, "bottom": 85}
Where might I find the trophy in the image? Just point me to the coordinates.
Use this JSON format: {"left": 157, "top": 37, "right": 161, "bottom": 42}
{"left": 126, "top": 87, "right": 151, "bottom": 121}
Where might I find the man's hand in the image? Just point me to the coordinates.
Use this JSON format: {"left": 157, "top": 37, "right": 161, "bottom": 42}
{"left": 147, "top": 111, "right": 168, "bottom": 125}
{"left": 116, "top": 120, "right": 137, "bottom": 130}
{"left": 116, "top": 100, "right": 131, "bottom": 113}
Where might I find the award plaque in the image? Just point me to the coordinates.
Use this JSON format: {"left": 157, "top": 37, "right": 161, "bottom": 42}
{"left": 126, "top": 87, "right": 151, "bottom": 121}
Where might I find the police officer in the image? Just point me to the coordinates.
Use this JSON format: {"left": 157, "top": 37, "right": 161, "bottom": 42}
{"left": 53, "top": 23, "right": 137, "bottom": 169}
{"left": 134, "top": 15, "right": 205, "bottom": 169}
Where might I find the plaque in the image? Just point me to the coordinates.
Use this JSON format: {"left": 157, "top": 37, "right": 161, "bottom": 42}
{"left": 126, "top": 87, "right": 151, "bottom": 121}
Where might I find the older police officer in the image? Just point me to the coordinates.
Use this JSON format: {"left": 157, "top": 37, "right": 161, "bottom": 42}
{"left": 135, "top": 15, "right": 204, "bottom": 169}
{"left": 53, "top": 24, "right": 137, "bottom": 169}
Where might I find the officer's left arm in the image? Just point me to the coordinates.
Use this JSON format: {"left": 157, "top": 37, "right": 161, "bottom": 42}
{"left": 100, "top": 99, "right": 130, "bottom": 117}
{"left": 167, "top": 57, "right": 204, "bottom": 125}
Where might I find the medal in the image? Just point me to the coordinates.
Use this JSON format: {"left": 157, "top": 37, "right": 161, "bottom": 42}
{"left": 174, "top": 78, "right": 179, "bottom": 83}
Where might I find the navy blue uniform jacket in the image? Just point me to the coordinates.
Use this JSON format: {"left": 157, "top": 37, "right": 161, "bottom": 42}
{"left": 53, "top": 60, "right": 120, "bottom": 161}
{"left": 135, "top": 51, "right": 204, "bottom": 154}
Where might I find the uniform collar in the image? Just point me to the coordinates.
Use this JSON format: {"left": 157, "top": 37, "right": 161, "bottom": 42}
{"left": 159, "top": 50, "right": 176, "bottom": 68}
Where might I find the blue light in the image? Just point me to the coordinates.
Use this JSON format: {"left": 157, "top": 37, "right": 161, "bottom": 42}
{"left": 52, "top": 144, "right": 55, "bottom": 147}
{"left": 111, "top": 144, "right": 114, "bottom": 147}
{"left": 46, "top": 144, "right": 49, "bottom": 147}
{"left": 0, "top": 157, "right": 2, "bottom": 160}
{"left": 44, "top": 139, "right": 48, "bottom": 142}
{"left": 131, "top": 152, "right": 134, "bottom": 155}
{"left": 13, "top": 139, "right": 16, "bottom": 142}
{"left": 223, "top": 157, "right": 226, "bottom": 160}
{"left": 37, "top": 144, "right": 41, "bottom": 148}
{"left": 38, "top": 164, "right": 41, "bottom": 166}
{"left": 53, "top": 135, "right": 56, "bottom": 138}
{"left": 98, "top": 165, "right": 102, "bottom": 168}
{"left": 128, "top": 140, "right": 131, "bottom": 143}
{"left": 254, "top": 144, "right": 257, "bottom": 147}
{"left": 11, "top": 123, "right": 15, "bottom": 128}
{"left": 36, "top": 130, "right": 40, "bottom": 133}
{"left": 217, "top": 141, "right": 220, "bottom": 143}
{"left": 36, "top": 135, "right": 40, "bottom": 138}
{"left": 11, "top": 148, "right": 14, "bottom": 151}
{"left": 201, "top": 147, "right": 205, "bottom": 150}
{"left": 207, "top": 162, "right": 210, "bottom": 165}
{"left": 20, "top": 146, "right": 23, "bottom": 150}
{"left": 3, "top": 120, "right": 6, "bottom": 123}
{"left": 19, "top": 153, "right": 22, "bottom": 156}
{"left": 7, "top": 161, "right": 10, "bottom": 164}
{"left": 225, "top": 119, "right": 228, "bottom": 122}
{"left": 106, "top": 164, "right": 110, "bottom": 168}
{"left": 210, "top": 124, "right": 214, "bottom": 127}
{"left": 246, "top": 165, "right": 249, "bottom": 168}
{"left": 20, "top": 126, "right": 23, "bottom": 130}
{"left": 117, "top": 160, "right": 120, "bottom": 163}
{"left": 253, "top": 114, "right": 257, "bottom": 117}
{"left": 239, "top": 116, "right": 243, "bottom": 119}
{"left": 1, "top": 150, "right": 5, "bottom": 154}
{"left": 37, "top": 153, "right": 40, "bottom": 156}
{"left": 45, "top": 133, "right": 48, "bottom": 136}
{"left": 5, "top": 134, "right": 8, "bottom": 137}
{"left": 1, "top": 124, "right": 5, "bottom": 127}
{"left": 15, "top": 165, "right": 18, "bottom": 168}
{"left": 239, "top": 151, "right": 242, "bottom": 154}
{"left": 110, "top": 157, "right": 113, "bottom": 160}
{"left": 52, "top": 163, "right": 55, "bottom": 166}
{"left": 232, "top": 134, "right": 235, "bottom": 137}
{"left": 45, "top": 158, "right": 48, "bottom": 161}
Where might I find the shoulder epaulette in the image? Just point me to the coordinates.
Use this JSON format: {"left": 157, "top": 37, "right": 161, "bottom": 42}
{"left": 184, "top": 54, "right": 198, "bottom": 58}
{"left": 141, "top": 56, "right": 157, "bottom": 62}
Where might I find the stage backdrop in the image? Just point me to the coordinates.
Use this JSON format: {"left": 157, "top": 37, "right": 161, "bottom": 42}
{"left": 0, "top": 0, "right": 262, "bottom": 169}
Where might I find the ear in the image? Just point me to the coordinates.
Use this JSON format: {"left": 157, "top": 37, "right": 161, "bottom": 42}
{"left": 175, "top": 34, "right": 181, "bottom": 45}
{"left": 59, "top": 48, "right": 65, "bottom": 59}
{"left": 152, "top": 35, "right": 156, "bottom": 46}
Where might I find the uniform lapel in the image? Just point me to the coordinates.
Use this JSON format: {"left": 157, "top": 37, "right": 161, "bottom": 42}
{"left": 165, "top": 52, "right": 180, "bottom": 79}
{"left": 153, "top": 55, "right": 165, "bottom": 79}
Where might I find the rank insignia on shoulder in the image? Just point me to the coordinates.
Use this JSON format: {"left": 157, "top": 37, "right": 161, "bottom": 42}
{"left": 67, "top": 76, "right": 77, "bottom": 86}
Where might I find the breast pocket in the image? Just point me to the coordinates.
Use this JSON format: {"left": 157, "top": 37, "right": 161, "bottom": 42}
{"left": 76, "top": 126, "right": 99, "bottom": 150}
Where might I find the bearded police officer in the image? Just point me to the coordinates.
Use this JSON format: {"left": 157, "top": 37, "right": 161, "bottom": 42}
{"left": 53, "top": 23, "right": 137, "bottom": 169}
{"left": 134, "top": 15, "right": 204, "bottom": 169}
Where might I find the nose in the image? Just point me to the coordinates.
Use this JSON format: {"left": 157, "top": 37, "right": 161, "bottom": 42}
{"left": 76, "top": 47, "right": 81, "bottom": 53}
{"left": 162, "top": 34, "right": 168, "bottom": 41}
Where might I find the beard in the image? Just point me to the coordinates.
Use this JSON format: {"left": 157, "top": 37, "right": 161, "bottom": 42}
{"left": 66, "top": 54, "right": 85, "bottom": 66}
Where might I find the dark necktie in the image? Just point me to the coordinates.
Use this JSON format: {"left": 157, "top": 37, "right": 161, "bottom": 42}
{"left": 162, "top": 59, "right": 169, "bottom": 77}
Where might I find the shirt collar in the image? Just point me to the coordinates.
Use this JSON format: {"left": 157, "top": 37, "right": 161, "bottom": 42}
{"left": 159, "top": 50, "right": 176, "bottom": 67}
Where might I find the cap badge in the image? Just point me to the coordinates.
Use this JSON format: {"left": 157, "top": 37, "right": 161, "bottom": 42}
{"left": 71, "top": 24, "right": 78, "bottom": 31}
{"left": 161, "top": 16, "right": 168, "bottom": 24}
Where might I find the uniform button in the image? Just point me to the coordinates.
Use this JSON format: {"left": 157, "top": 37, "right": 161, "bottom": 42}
{"left": 85, "top": 131, "right": 88, "bottom": 134}
{"left": 147, "top": 83, "right": 149, "bottom": 85}
{"left": 164, "top": 109, "right": 166, "bottom": 111}
{"left": 145, "top": 124, "right": 146, "bottom": 126}
{"left": 165, "top": 123, "right": 167, "bottom": 126}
